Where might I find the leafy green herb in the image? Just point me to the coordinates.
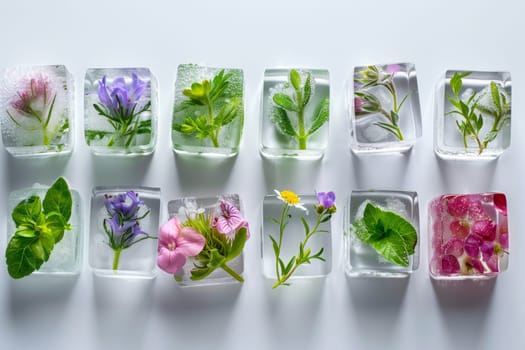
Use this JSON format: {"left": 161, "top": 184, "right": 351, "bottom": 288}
{"left": 270, "top": 69, "right": 329, "bottom": 150}
{"left": 353, "top": 65, "right": 409, "bottom": 141}
{"left": 446, "top": 72, "right": 511, "bottom": 154}
{"left": 5, "top": 177, "right": 73, "bottom": 279}
{"left": 269, "top": 191, "right": 336, "bottom": 288}
{"left": 352, "top": 202, "right": 417, "bottom": 267}
{"left": 173, "top": 69, "right": 242, "bottom": 148}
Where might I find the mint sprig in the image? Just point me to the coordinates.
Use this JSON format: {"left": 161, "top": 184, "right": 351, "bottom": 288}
{"left": 352, "top": 202, "right": 417, "bottom": 267}
{"left": 5, "top": 177, "right": 73, "bottom": 279}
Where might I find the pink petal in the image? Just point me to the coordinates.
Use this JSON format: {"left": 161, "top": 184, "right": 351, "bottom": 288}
{"left": 175, "top": 226, "right": 205, "bottom": 257}
{"left": 487, "top": 255, "right": 499, "bottom": 272}
{"left": 441, "top": 255, "right": 460, "bottom": 274}
{"left": 472, "top": 220, "right": 496, "bottom": 241}
{"left": 157, "top": 248, "right": 187, "bottom": 274}
{"left": 386, "top": 64, "right": 401, "bottom": 74}
{"left": 446, "top": 196, "right": 469, "bottom": 218}
{"left": 499, "top": 233, "right": 509, "bottom": 249}
{"left": 493, "top": 193, "right": 507, "bottom": 216}
{"left": 158, "top": 217, "right": 182, "bottom": 250}
{"left": 238, "top": 220, "right": 250, "bottom": 239}
{"left": 449, "top": 220, "right": 469, "bottom": 239}
{"left": 444, "top": 238, "right": 464, "bottom": 257}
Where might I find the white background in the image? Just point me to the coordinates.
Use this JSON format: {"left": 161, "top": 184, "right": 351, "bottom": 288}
{"left": 0, "top": 0, "right": 523, "bottom": 349}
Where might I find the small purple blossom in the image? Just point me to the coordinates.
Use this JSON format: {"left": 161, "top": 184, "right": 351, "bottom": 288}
{"left": 103, "top": 191, "right": 151, "bottom": 253}
{"left": 97, "top": 73, "right": 147, "bottom": 120}
{"left": 316, "top": 191, "right": 335, "bottom": 209}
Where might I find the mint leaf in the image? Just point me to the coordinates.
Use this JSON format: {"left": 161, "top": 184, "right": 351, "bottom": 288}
{"left": 6, "top": 177, "right": 74, "bottom": 279}
{"left": 12, "top": 195, "right": 41, "bottom": 226}
{"left": 45, "top": 212, "right": 67, "bottom": 243}
{"left": 5, "top": 236, "right": 41, "bottom": 279}
{"left": 214, "top": 98, "right": 240, "bottom": 127}
{"left": 271, "top": 107, "right": 296, "bottom": 136}
{"left": 353, "top": 202, "right": 417, "bottom": 267}
{"left": 308, "top": 97, "right": 329, "bottom": 135}
{"left": 43, "top": 177, "right": 72, "bottom": 221}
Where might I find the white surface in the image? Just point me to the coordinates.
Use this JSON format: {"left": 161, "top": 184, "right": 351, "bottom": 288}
{"left": 0, "top": 0, "right": 523, "bottom": 349}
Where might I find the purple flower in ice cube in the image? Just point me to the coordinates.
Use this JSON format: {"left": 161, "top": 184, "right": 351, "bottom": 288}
{"left": 103, "top": 191, "right": 152, "bottom": 256}
{"left": 97, "top": 73, "right": 147, "bottom": 120}
{"left": 213, "top": 200, "right": 250, "bottom": 240}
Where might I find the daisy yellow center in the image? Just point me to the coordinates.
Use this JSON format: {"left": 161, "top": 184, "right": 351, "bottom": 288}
{"left": 280, "top": 190, "right": 300, "bottom": 205}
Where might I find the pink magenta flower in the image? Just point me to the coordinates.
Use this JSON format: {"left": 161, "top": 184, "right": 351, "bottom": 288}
{"left": 443, "top": 238, "right": 464, "bottom": 257}
{"left": 157, "top": 217, "right": 205, "bottom": 274}
{"left": 214, "top": 200, "right": 250, "bottom": 239}
{"left": 441, "top": 255, "right": 460, "bottom": 274}
{"left": 449, "top": 220, "right": 469, "bottom": 239}
{"left": 386, "top": 64, "right": 402, "bottom": 74}
{"left": 471, "top": 219, "right": 496, "bottom": 241}
{"left": 493, "top": 193, "right": 507, "bottom": 216}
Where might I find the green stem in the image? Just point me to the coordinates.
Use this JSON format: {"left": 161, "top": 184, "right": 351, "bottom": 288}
{"left": 113, "top": 248, "right": 122, "bottom": 271}
{"left": 221, "top": 263, "right": 244, "bottom": 282}
{"left": 274, "top": 205, "right": 289, "bottom": 281}
{"left": 297, "top": 108, "right": 307, "bottom": 150}
{"left": 43, "top": 126, "right": 50, "bottom": 145}
{"left": 273, "top": 210, "right": 325, "bottom": 289}
{"left": 206, "top": 99, "right": 220, "bottom": 148}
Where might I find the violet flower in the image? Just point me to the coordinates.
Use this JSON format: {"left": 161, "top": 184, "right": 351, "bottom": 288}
{"left": 103, "top": 191, "right": 153, "bottom": 270}
{"left": 92, "top": 73, "right": 151, "bottom": 148}
{"left": 97, "top": 74, "right": 147, "bottom": 120}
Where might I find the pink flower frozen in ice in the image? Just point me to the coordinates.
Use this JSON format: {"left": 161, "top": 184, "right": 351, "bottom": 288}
{"left": 493, "top": 193, "right": 507, "bottom": 216}
{"left": 449, "top": 220, "right": 469, "bottom": 239}
{"left": 213, "top": 200, "right": 250, "bottom": 240}
{"left": 471, "top": 219, "right": 496, "bottom": 241}
{"left": 385, "top": 64, "right": 402, "bottom": 74}
{"left": 441, "top": 255, "right": 460, "bottom": 274}
{"left": 157, "top": 217, "right": 206, "bottom": 274}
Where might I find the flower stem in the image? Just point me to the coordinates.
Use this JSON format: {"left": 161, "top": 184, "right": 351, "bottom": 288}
{"left": 113, "top": 248, "right": 122, "bottom": 271}
{"left": 221, "top": 263, "right": 244, "bottom": 282}
{"left": 207, "top": 99, "right": 220, "bottom": 148}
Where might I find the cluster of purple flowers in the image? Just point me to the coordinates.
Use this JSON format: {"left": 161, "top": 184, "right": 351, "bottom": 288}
{"left": 103, "top": 191, "right": 151, "bottom": 252}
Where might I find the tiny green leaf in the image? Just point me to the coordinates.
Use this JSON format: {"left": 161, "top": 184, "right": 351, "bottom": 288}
{"left": 273, "top": 93, "right": 297, "bottom": 111}
{"left": 43, "top": 177, "right": 72, "bottom": 221}
{"left": 303, "top": 74, "right": 312, "bottom": 107}
{"left": 307, "top": 97, "right": 329, "bottom": 135}
{"left": 270, "top": 107, "right": 296, "bottom": 136}
{"left": 353, "top": 202, "right": 417, "bottom": 267}
{"left": 490, "top": 81, "right": 502, "bottom": 115}
{"left": 290, "top": 70, "right": 302, "bottom": 91}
